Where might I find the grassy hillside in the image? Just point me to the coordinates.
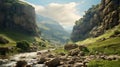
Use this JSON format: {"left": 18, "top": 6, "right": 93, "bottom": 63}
{"left": 77, "top": 24, "right": 120, "bottom": 55}
{"left": 0, "top": 34, "right": 16, "bottom": 47}
{"left": 0, "top": 29, "right": 36, "bottom": 42}
{"left": 0, "top": 30, "right": 53, "bottom": 49}
{"left": 77, "top": 24, "right": 120, "bottom": 44}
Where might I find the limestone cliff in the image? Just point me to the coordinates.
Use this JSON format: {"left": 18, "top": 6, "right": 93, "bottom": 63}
{"left": 71, "top": 0, "right": 119, "bottom": 42}
{"left": 0, "top": 0, "right": 38, "bottom": 35}
{"left": 92, "top": 0, "right": 119, "bottom": 36}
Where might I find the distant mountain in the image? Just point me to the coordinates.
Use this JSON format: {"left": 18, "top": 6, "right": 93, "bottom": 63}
{"left": 36, "top": 14, "right": 70, "bottom": 43}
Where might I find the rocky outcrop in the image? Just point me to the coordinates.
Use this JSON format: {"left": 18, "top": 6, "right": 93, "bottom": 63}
{"left": 0, "top": 0, "right": 38, "bottom": 35}
{"left": 93, "top": 0, "right": 119, "bottom": 36}
{"left": 71, "top": 0, "right": 119, "bottom": 42}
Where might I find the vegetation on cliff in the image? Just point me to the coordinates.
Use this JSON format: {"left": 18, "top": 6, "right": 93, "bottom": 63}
{"left": 71, "top": 0, "right": 119, "bottom": 42}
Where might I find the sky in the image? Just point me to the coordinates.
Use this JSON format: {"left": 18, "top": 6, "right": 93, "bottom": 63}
{"left": 20, "top": 0, "right": 101, "bottom": 31}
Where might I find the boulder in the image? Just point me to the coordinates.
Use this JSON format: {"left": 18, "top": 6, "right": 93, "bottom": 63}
{"left": 37, "top": 52, "right": 41, "bottom": 55}
{"left": 78, "top": 51, "right": 85, "bottom": 56}
{"left": 0, "top": 36, "right": 9, "bottom": 44}
{"left": 26, "top": 65, "right": 32, "bottom": 67}
{"left": 38, "top": 57, "right": 46, "bottom": 64}
{"left": 15, "top": 60, "right": 27, "bottom": 67}
{"left": 58, "top": 52, "right": 65, "bottom": 56}
{"left": 47, "top": 54, "right": 55, "bottom": 58}
{"left": 45, "top": 57, "right": 60, "bottom": 67}
{"left": 58, "top": 64, "right": 73, "bottom": 67}
{"left": 68, "top": 48, "right": 80, "bottom": 56}
{"left": 64, "top": 44, "right": 78, "bottom": 50}
{"left": 67, "top": 60, "right": 75, "bottom": 64}
{"left": 60, "top": 56, "right": 68, "bottom": 61}
{"left": 74, "top": 63, "right": 83, "bottom": 67}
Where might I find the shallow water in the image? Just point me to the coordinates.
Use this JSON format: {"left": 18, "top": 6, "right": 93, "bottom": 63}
{"left": 0, "top": 49, "right": 54, "bottom": 67}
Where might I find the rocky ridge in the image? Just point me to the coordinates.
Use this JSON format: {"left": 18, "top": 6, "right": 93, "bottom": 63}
{"left": 71, "top": 0, "right": 119, "bottom": 42}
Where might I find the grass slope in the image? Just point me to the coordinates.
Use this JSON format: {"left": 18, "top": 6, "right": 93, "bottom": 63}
{"left": 88, "top": 59, "right": 120, "bottom": 67}
{"left": 0, "top": 29, "right": 36, "bottom": 42}
{"left": 0, "top": 29, "right": 38, "bottom": 47}
{"left": 75, "top": 24, "right": 120, "bottom": 67}
{"left": 77, "top": 24, "right": 120, "bottom": 55}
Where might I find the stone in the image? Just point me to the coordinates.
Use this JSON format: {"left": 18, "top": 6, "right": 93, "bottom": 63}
{"left": 68, "top": 48, "right": 80, "bottom": 56}
{"left": 45, "top": 57, "right": 60, "bottom": 67}
{"left": 100, "top": 55, "right": 106, "bottom": 60}
{"left": 59, "top": 52, "right": 65, "bottom": 56}
{"left": 26, "top": 65, "right": 32, "bottom": 67}
{"left": 64, "top": 44, "right": 78, "bottom": 50}
{"left": 67, "top": 60, "right": 75, "bottom": 64}
{"left": 38, "top": 57, "right": 46, "bottom": 64}
{"left": 47, "top": 54, "right": 55, "bottom": 58}
{"left": 33, "top": 64, "right": 46, "bottom": 67}
{"left": 74, "top": 63, "right": 83, "bottom": 67}
{"left": 78, "top": 51, "right": 85, "bottom": 56}
{"left": 15, "top": 60, "right": 27, "bottom": 67}
{"left": 60, "top": 61, "right": 64, "bottom": 65}
{"left": 60, "top": 56, "right": 68, "bottom": 61}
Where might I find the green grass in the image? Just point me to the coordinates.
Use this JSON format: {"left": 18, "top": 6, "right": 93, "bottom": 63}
{"left": 88, "top": 59, "right": 120, "bottom": 67}
{"left": 77, "top": 24, "right": 120, "bottom": 45}
{"left": 0, "top": 29, "right": 36, "bottom": 42}
{"left": 0, "top": 34, "right": 15, "bottom": 43}
{"left": 76, "top": 24, "right": 120, "bottom": 55}
{"left": 88, "top": 37, "right": 120, "bottom": 55}
{"left": 0, "top": 29, "right": 40, "bottom": 47}
{"left": 0, "top": 43, "right": 16, "bottom": 47}
{"left": 52, "top": 47, "right": 68, "bottom": 54}
{"left": 0, "top": 29, "right": 54, "bottom": 50}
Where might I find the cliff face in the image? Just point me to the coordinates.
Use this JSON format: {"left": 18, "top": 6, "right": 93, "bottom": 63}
{"left": 71, "top": 0, "right": 119, "bottom": 42}
{"left": 93, "top": 0, "right": 119, "bottom": 35}
{"left": 0, "top": 0, "right": 37, "bottom": 35}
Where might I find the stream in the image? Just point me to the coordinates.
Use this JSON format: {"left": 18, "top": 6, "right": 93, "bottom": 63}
{"left": 0, "top": 49, "right": 54, "bottom": 67}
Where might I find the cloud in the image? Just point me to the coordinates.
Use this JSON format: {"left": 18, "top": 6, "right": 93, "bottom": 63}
{"left": 34, "top": 2, "right": 81, "bottom": 29}
{"left": 19, "top": 0, "right": 81, "bottom": 30}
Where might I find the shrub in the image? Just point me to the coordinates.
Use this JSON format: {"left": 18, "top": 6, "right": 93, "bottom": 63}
{"left": 38, "top": 42, "right": 46, "bottom": 47}
{"left": 114, "top": 30, "right": 120, "bottom": 35}
{"left": 79, "top": 45, "right": 89, "bottom": 53}
{"left": 16, "top": 40, "right": 30, "bottom": 51}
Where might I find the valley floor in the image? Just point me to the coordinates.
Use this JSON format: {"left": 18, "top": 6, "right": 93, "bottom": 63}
{"left": 1, "top": 48, "right": 120, "bottom": 67}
